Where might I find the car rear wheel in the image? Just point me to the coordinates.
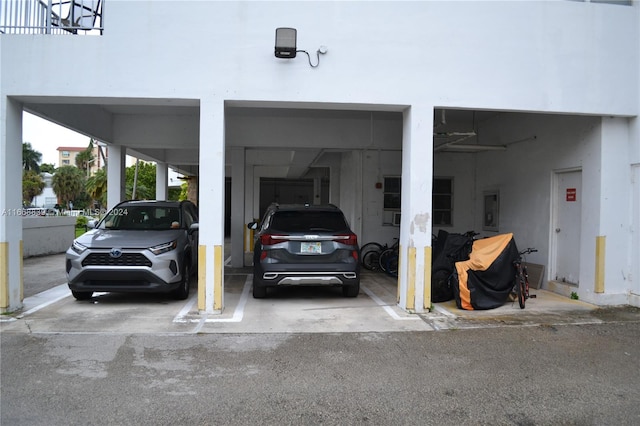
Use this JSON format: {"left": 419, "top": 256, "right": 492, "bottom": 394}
{"left": 173, "top": 261, "right": 191, "bottom": 300}
{"left": 71, "top": 290, "right": 93, "bottom": 300}
{"left": 253, "top": 285, "right": 267, "bottom": 298}
{"left": 253, "top": 275, "right": 268, "bottom": 298}
{"left": 342, "top": 282, "right": 360, "bottom": 297}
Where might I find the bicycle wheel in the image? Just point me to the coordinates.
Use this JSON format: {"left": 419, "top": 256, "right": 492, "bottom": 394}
{"left": 361, "top": 242, "right": 383, "bottom": 258}
{"left": 385, "top": 252, "right": 399, "bottom": 277}
{"left": 360, "top": 242, "right": 383, "bottom": 270}
{"left": 517, "top": 273, "right": 526, "bottom": 309}
{"left": 362, "top": 250, "right": 381, "bottom": 271}
{"left": 378, "top": 248, "right": 395, "bottom": 273}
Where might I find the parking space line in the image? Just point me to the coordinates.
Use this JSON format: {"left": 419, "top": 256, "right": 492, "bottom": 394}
{"left": 15, "top": 283, "right": 71, "bottom": 319}
{"left": 431, "top": 304, "right": 457, "bottom": 318}
{"left": 173, "top": 293, "right": 198, "bottom": 323}
{"left": 361, "top": 285, "right": 421, "bottom": 321}
{"left": 204, "top": 275, "right": 251, "bottom": 323}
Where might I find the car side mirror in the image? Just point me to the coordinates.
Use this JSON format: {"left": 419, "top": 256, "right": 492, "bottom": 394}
{"left": 188, "top": 223, "right": 199, "bottom": 234}
{"left": 247, "top": 222, "right": 258, "bottom": 230}
{"left": 87, "top": 220, "right": 97, "bottom": 229}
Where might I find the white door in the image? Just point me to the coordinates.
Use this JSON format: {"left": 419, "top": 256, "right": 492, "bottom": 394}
{"left": 553, "top": 170, "right": 582, "bottom": 285}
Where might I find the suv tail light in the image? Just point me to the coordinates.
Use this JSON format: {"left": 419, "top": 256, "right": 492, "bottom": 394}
{"left": 259, "top": 234, "right": 286, "bottom": 246}
{"left": 333, "top": 233, "right": 358, "bottom": 246}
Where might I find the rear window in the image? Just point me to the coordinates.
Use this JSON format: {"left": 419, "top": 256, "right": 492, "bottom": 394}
{"left": 270, "top": 211, "right": 349, "bottom": 233}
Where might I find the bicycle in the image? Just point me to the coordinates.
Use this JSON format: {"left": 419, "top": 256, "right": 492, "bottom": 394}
{"left": 361, "top": 238, "right": 398, "bottom": 271}
{"left": 513, "top": 247, "right": 538, "bottom": 309}
{"left": 378, "top": 240, "right": 400, "bottom": 277}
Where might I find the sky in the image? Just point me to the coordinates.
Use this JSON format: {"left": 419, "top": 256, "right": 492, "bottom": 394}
{"left": 23, "top": 112, "right": 91, "bottom": 167}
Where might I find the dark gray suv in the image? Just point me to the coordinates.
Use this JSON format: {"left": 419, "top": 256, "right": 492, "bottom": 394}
{"left": 66, "top": 200, "right": 199, "bottom": 300}
{"left": 248, "top": 203, "right": 360, "bottom": 298}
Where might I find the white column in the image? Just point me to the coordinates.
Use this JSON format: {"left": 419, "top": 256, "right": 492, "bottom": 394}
{"left": 198, "top": 98, "right": 225, "bottom": 313}
{"left": 0, "top": 98, "right": 24, "bottom": 312}
{"left": 398, "top": 105, "right": 434, "bottom": 313}
{"left": 593, "top": 117, "right": 632, "bottom": 301}
{"left": 231, "top": 148, "right": 245, "bottom": 268}
{"left": 156, "top": 161, "right": 168, "bottom": 200}
{"left": 106, "top": 145, "right": 126, "bottom": 208}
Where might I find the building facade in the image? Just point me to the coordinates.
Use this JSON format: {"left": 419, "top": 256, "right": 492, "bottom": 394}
{"left": 1, "top": 1, "right": 638, "bottom": 314}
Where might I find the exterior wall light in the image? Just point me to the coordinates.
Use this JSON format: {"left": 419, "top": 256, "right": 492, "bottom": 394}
{"left": 275, "top": 27, "right": 327, "bottom": 68}
{"left": 275, "top": 27, "right": 298, "bottom": 58}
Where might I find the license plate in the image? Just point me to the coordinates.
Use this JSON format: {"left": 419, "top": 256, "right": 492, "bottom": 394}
{"left": 300, "top": 242, "right": 322, "bottom": 253}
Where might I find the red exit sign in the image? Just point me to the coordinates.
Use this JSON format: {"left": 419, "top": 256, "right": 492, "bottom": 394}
{"left": 566, "top": 188, "right": 577, "bottom": 202}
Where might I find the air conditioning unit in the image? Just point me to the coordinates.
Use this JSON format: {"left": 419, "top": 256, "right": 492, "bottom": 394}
{"left": 392, "top": 212, "right": 401, "bottom": 226}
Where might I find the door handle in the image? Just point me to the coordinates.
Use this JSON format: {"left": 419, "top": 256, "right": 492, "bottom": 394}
{"left": 555, "top": 228, "right": 561, "bottom": 233}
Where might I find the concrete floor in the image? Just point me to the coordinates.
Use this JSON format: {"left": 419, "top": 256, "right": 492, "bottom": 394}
{"left": 1, "top": 252, "right": 609, "bottom": 335}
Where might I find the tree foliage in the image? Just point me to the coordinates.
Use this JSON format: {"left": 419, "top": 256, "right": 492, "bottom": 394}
{"left": 179, "top": 181, "right": 188, "bottom": 201}
{"left": 52, "top": 166, "right": 85, "bottom": 208}
{"left": 22, "top": 170, "right": 45, "bottom": 206}
{"left": 75, "top": 139, "right": 95, "bottom": 175}
{"left": 86, "top": 168, "right": 107, "bottom": 207}
{"left": 40, "top": 163, "right": 56, "bottom": 174}
{"left": 125, "top": 161, "right": 156, "bottom": 200}
{"left": 22, "top": 142, "right": 42, "bottom": 173}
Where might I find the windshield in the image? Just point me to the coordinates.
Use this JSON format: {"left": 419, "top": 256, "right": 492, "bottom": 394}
{"left": 99, "top": 206, "right": 181, "bottom": 231}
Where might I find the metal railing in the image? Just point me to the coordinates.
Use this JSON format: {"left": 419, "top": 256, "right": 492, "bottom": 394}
{"left": 0, "top": 0, "right": 103, "bottom": 35}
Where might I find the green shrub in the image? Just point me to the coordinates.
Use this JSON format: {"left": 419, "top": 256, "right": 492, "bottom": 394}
{"left": 75, "top": 216, "right": 89, "bottom": 229}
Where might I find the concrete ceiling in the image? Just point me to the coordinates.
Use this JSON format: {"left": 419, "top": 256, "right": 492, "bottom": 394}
{"left": 20, "top": 96, "right": 503, "bottom": 178}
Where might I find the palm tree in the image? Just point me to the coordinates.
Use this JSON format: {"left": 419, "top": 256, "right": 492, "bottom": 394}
{"left": 75, "top": 139, "right": 95, "bottom": 176}
{"left": 85, "top": 168, "right": 107, "bottom": 207}
{"left": 52, "top": 166, "right": 85, "bottom": 209}
{"left": 22, "top": 142, "right": 42, "bottom": 173}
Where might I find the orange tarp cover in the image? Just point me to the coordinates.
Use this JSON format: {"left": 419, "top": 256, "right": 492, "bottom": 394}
{"left": 455, "top": 233, "right": 514, "bottom": 311}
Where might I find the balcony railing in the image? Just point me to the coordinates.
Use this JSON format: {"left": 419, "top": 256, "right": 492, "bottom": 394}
{"left": 0, "top": 0, "right": 103, "bottom": 35}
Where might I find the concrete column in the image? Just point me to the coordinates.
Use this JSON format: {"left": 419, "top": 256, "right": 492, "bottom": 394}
{"left": 198, "top": 98, "right": 225, "bottom": 313}
{"left": 0, "top": 98, "right": 24, "bottom": 312}
{"left": 243, "top": 163, "right": 254, "bottom": 266}
{"left": 106, "top": 145, "right": 126, "bottom": 208}
{"left": 230, "top": 148, "right": 245, "bottom": 268}
{"left": 156, "top": 161, "right": 168, "bottom": 200}
{"left": 593, "top": 117, "right": 632, "bottom": 303}
{"left": 398, "top": 105, "right": 434, "bottom": 313}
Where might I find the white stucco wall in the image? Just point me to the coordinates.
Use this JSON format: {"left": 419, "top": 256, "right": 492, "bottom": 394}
{"left": 22, "top": 216, "right": 75, "bottom": 257}
{"left": 1, "top": 1, "right": 637, "bottom": 117}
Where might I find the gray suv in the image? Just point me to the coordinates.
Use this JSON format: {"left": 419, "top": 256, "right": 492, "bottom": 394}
{"left": 248, "top": 203, "right": 360, "bottom": 298}
{"left": 66, "top": 200, "right": 199, "bottom": 300}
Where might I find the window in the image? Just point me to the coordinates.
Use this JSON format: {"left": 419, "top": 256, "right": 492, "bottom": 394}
{"left": 62, "top": 160, "right": 70, "bottom": 165}
{"left": 382, "top": 176, "right": 453, "bottom": 226}
{"left": 383, "top": 177, "right": 401, "bottom": 225}
{"left": 433, "top": 177, "right": 453, "bottom": 226}
{"left": 61, "top": 151, "right": 70, "bottom": 157}
{"left": 383, "top": 177, "right": 401, "bottom": 210}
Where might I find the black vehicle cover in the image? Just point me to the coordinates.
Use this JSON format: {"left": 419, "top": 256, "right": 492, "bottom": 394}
{"left": 452, "top": 233, "right": 519, "bottom": 310}
{"left": 431, "top": 230, "right": 474, "bottom": 303}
